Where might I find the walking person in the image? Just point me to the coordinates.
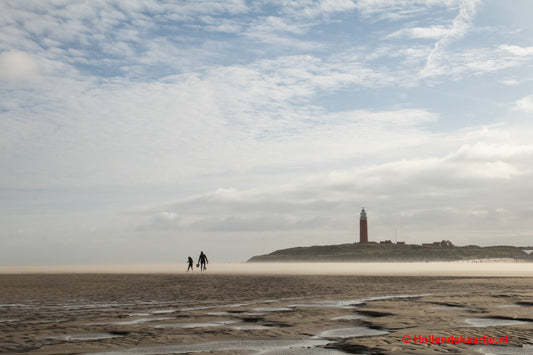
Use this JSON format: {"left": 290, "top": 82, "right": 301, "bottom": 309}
{"left": 198, "top": 251, "right": 208, "bottom": 271}
{"left": 187, "top": 256, "right": 194, "bottom": 272}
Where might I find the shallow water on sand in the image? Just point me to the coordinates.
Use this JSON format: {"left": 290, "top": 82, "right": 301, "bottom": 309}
{"left": 315, "top": 326, "right": 389, "bottom": 339}
{"left": 476, "top": 344, "right": 533, "bottom": 354}
{"left": 50, "top": 333, "right": 124, "bottom": 341}
{"left": 86, "top": 339, "right": 346, "bottom": 354}
{"left": 154, "top": 320, "right": 238, "bottom": 328}
{"left": 465, "top": 318, "right": 530, "bottom": 327}
{"left": 331, "top": 314, "right": 367, "bottom": 320}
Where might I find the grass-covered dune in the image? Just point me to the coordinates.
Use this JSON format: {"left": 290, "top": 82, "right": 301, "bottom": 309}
{"left": 247, "top": 242, "right": 529, "bottom": 262}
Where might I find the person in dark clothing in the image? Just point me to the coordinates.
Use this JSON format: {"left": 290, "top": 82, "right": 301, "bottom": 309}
{"left": 187, "top": 256, "right": 194, "bottom": 272}
{"left": 198, "top": 251, "right": 208, "bottom": 271}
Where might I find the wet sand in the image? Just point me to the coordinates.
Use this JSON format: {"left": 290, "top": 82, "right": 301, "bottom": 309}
{"left": 1, "top": 270, "right": 532, "bottom": 354}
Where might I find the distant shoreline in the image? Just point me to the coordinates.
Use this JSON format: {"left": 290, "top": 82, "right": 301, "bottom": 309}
{"left": 247, "top": 242, "right": 533, "bottom": 263}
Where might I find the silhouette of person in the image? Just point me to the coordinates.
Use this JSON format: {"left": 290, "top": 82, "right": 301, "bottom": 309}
{"left": 187, "top": 256, "right": 194, "bottom": 272}
{"left": 198, "top": 251, "right": 208, "bottom": 271}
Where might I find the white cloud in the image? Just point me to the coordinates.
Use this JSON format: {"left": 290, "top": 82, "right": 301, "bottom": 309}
{"left": 499, "top": 45, "right": 533, "bottom": 57}
{"left": 133, "top": 125, "right": 533, "bottom": 245}
{"left": 355, "top": 0, "right": 463, "bottom": 21}
{"left": 241, "top": 16, "right": 320, "bottom": 49}
{"left": 278, "top": 0, "right": 357, "bottom": 18}
{"left": 191, "top": 215, "right": 328, "bottom": 232}
{"left": 513, "top": 95, "right": 533, "bottom": 114}
{"left": 336, "top": 109, "right": 438, "bottom": 126}
{"left": 452, "top": 142, "right": 533, "bottom": 160}
{"left": 5, "top": 37, "right": 530, "bottom": 194}
{"left": 200, "top": 16, "right": 244, "bottom": 33}
{"left": 387, "top": 25, "right": 449, "bottom": 39}
{"left": 0, "top": 50, "right": 40, "bottom": 81}
{"left": 500, "top": 79, "right": 519, "bottom": 86}
{"left": 407, "top": 44, "right": 533, "bottom": 82}
{"left": 137, "top": 211, "right": 181, "bottom": 231}
{"left": 421, "top": 0, "right": 482, "bottom": 78}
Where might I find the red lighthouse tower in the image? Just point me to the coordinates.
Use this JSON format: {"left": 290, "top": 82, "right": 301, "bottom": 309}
{"left": 359, "top": 208, "right": 368, "bottom": 243}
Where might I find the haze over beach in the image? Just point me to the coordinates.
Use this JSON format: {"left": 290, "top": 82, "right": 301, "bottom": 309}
{"left": 2, "top": 1, "right": 533, "bottom": 265}
{"left": 1, "top": 261, "right": 533, "bottom": 277}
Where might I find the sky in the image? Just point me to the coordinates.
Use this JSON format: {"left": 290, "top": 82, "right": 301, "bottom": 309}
{"left": 1, "top": 0, "right": 533, "bottom": 265}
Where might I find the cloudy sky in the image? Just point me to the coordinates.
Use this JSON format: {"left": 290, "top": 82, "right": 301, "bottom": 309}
{"left": 2, "top": 0, "right": 533, "bottom": 265}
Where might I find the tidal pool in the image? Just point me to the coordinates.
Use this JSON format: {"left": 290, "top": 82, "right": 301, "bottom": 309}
{"left": 465, "top": 318, "right": 530, "bottom": 327}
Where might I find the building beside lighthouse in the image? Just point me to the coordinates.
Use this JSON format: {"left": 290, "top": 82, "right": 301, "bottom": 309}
{"left": 359, "top": 207, "right": 368, "bottom": 243}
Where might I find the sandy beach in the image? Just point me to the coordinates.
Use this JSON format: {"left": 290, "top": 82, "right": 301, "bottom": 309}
{"left": 1, "top": 264, "right": 532, "bottom": 354}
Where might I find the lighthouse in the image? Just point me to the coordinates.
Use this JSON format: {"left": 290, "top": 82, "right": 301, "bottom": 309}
{"left": 359, "top": 208, "right": 368, "bottom": 243}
